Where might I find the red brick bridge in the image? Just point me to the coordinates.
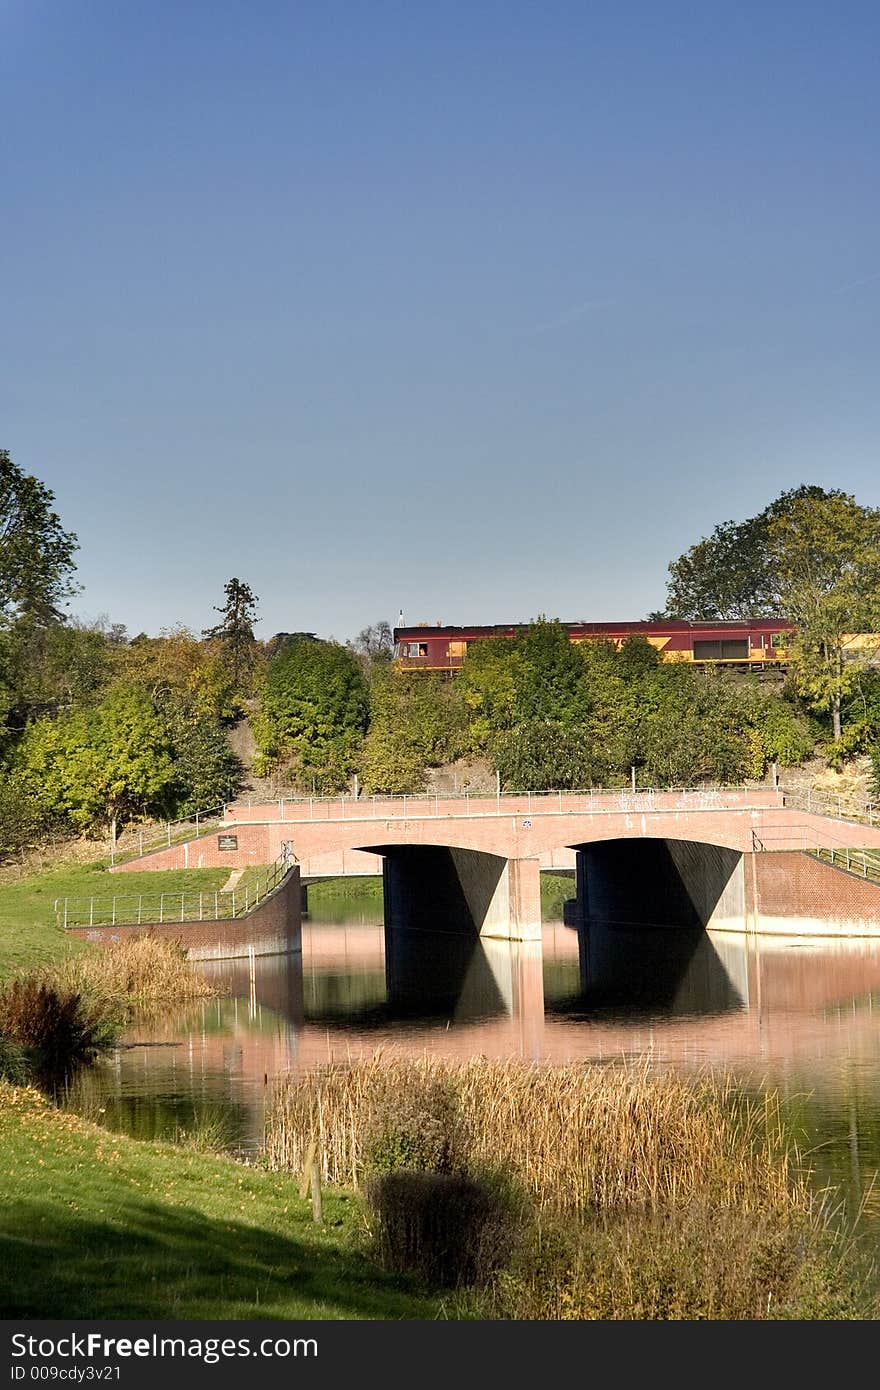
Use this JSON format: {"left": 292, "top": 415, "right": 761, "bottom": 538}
{"left": 114, "top": 787, "right": 880, "bottom": 943}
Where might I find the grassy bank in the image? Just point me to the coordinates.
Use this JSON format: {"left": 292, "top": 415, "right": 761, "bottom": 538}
{"left": 0, "top": 866, "right": 236, "bottom": 978}
{"left": 0, "top": 1083, "right": 439, "bottom": 1319}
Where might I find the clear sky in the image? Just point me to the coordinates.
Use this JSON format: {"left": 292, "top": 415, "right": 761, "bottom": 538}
{"left": 2, "top": 1, "right": 879, "bottom": 641}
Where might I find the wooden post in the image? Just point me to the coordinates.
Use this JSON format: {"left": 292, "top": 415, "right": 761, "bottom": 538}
{"left": 310, "top": 1157, "right": 323, "bottom": 1224}
{"left": 299, "top": 1139, "right": 316, "bottom": 1199}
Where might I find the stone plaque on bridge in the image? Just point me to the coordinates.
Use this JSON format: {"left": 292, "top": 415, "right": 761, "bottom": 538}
{"left": 218, "top": 834, "right": 238, "bottom": 850}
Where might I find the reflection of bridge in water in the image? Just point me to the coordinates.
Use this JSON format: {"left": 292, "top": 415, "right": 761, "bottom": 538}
{"left": 102, "top": 916, "right": 880, "bottom": 1156}
{"left": 182, "top": 920, "right": 880, "bottom": 1075}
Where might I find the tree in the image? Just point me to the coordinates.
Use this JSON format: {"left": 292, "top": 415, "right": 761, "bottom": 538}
{"left": 202, "top": 577, "right": 259, "bottom": 693}
{"left": 360, "top": 668, "right": 467, "bottom": 793}
{"left": 349, "top": 620, "right": 394, "bottom": 671}
{"left": 12, "top": 687, "right": 177, "bottom": 842}
{"left": 0, "top": 450, "right": 79, "bottom": 625}
{"left": 157, "top": 691, "right": 244, "bottom": 815}
{"left": 492, "top": 722, "right": 607, "bottom": 791}
{"left": 768, "top": 491, "right": 880, "bottom": 742}
{"left": 661, "top": 486, "right": 846, "bottom": 620}
{"left": 255, "top": 640, "right": 369, "bottom": 793}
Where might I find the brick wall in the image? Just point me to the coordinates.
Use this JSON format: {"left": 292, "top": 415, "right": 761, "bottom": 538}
{"left": 750, "top": 851, "right": 880, "bottom": 937}
{"left": 67, "top": 866, "right": 301, "bottom": 960}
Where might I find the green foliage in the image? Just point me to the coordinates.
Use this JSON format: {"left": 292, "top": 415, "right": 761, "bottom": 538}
{"left": 492, "top": 721, "right": 609, "bottom": 790}
{"left": 0, "top": 449, "right": 79, "bottom": 625}
{"left": 459, "top": 621, "right": 813, "bottom": 789}
{"left": 156, "top": 691, "right": 244, "bottom": 815}
{"left": 769, "top": 491, "right": 880, "bottom": 742}
{"left": 459, "top": 619, "right": 590, "bottom": 748}
{"left": 360, "top": 669, "right": 468, "bottom": 793}
{"left": 662, "top": 485, "right": 845, "bottom": 620}
{"left": 255, "top": 639, "right": 369, "bottom": 793}
{"left": 3, "top": 619, "right": 113, "bottom": 721}
{"left": 12, "top": 686, "right": 177, "bottom": 837}
{"left": 0, "top": 769, "right": 57, "bottom": 856}
{"left": 0, "top": 1033, "right": 29, "bottom": 1084}
{"left": 201, "top": 577, "right": 259, "bottom": 700}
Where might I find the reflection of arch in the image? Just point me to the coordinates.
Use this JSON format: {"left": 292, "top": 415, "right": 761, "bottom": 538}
{"left": 570, "top": 838, "right": 747, "bottom": 1003}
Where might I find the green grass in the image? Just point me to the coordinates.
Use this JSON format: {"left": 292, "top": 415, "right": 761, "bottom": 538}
{"left": 0, "top": 866, "right": 234, "bottom": 979}
{"left": 305, "top": 875, "right": 384, "bottom": 902}
{"left": 306, "top": 873, "right": 576, "bottom": 920}
{"left": 0, "top": 1083, "right": 441, "bottom": 1319}
{"left": 540, "top": 871, "right": 575, "bottom": 920}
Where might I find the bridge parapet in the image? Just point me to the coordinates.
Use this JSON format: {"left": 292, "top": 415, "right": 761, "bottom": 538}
{"left": 224, "top": 786, "right": 783, "bottom": 825}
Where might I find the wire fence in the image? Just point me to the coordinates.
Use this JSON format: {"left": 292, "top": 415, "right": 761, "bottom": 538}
{"left": 56, "top": 853, "right": 294, "bottom": 931}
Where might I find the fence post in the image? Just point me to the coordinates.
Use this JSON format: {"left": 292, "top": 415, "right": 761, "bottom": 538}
{"left": 112, "top": 897, "right": 116, "bottom": 926}
{"left": 196, "top": 811, "right": 200, "bottom": 835}
{"left": 214, "top": 892, "right": 219, "bottom": 919}
{"left": 232, "top": 891, "right": 236, "bottom": 917}
{"left": 139, "top": 831, "right": 143, "bottom": 857}
{"left": 63, "top": 901, "right": 68, "bottom": 930}
{"left": 159, "top": 895, "right": 164, "bottom": 924}
{"left": 167, "top": 822, "right": 172, "bottom": 847}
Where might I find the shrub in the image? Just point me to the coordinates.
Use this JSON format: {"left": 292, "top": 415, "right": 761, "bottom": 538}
{"left": 0, "top": 976, "right": 118, "bottom": 1089}
{"left": 366, "top": 1170, "right": 516, "bottom": 1288}
{"left": 472, "top": 1202, "right": 857, "bottom": 1320}
{"left": 364, "top": 1071, "right": 465, "bottom": 1176}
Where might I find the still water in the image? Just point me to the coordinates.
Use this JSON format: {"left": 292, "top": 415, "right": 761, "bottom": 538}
{"left": 73, "top": 888, "right": 880, "bottom": 1241}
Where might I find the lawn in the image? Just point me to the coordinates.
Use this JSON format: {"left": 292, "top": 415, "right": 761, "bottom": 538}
{"left": 0, "top": 865, "right": 234, "bottom": 978}
{"left": 0, "top": 1083, "right": 439, "bottom": 1319}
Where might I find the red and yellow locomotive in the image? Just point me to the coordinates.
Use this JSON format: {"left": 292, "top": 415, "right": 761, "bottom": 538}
{"left": 392, "top": 619, "right": 797, "bottom": 672}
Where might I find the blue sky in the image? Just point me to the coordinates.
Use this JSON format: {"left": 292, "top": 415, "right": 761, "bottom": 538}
{"left": 2, "top": 1, "right": 879, "bottom": 640}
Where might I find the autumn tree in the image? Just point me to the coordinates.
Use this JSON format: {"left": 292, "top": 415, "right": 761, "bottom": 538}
{"left": 661, "top": 486, "right": 846, "bottom": 620}
{"left": 768, "top": 491, "right": 880, "bottom": 742}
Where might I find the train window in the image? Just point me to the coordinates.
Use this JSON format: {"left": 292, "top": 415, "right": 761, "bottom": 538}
{"left": 770, "top": 632, "right": 787, "bottom": 649}
{"left": 407, "top": 642, "right": 429, "bottom": 657}
{"left": 448, "top": 641, "right": 467, "bottom": 658}
{"left": 693, "top": 639, "right": 749, "bottom": 660}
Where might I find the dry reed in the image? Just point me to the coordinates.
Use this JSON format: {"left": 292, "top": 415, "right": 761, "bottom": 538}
{"left": 50, "top": 936, "right": 217, "bottom": 1007}
{"left": 264, "top": 1055, "right": 808, "bottom": 1216}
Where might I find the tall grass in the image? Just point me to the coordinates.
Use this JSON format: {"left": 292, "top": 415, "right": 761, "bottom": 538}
{"left": 264, "top": 1056, "right": 870, "bottom": 1317}
{"left": 265, "top": 1055, "right": 806, "bottom": 1215}
{"left": 50, "top": 936, "right": 217, "bottom": 1008}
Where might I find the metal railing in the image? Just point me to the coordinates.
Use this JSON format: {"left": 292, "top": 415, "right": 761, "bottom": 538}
{"left": 780, "top": 787, "right": 879, "bottom": 827}
{"left": 56, "top": 852, "right": 295, "bottom": 931}
{"left": 109, "top": 804, "right": 228, "bottom": 867}
{"left": 810, "top": 846, "right": 880, "bottom": 884}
